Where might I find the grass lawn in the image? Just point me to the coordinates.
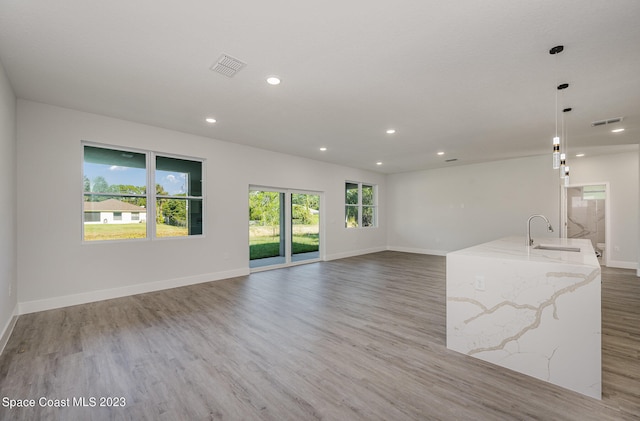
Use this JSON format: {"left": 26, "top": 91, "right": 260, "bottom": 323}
{"left": 250, "top": 233, "right": 319, "bottom": 260}
{"left": 84, "top": 223, "right": 188, "bottom": 241}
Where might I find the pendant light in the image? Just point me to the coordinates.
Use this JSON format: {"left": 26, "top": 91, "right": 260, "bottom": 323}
{"left": 562, "top": 107, "right": 572, "bottom": 186}
{"left": 554, "top": 83, "right": 569, "bottom": 166}
{"left": 552, "top": 83, "right": 561, "bottom": 169}
{"left": 549, "top": 45, "right": 565, "bottom": 169}
{"left": 560, "top": 107, "right": 571, "bottom": 177}
{"left": 560, "top": 107, "right": 566, "bottom": 176}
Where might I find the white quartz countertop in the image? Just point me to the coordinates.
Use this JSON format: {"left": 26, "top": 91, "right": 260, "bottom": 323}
{"left": 447, "top": 236, "right": 600, "bottom": 268}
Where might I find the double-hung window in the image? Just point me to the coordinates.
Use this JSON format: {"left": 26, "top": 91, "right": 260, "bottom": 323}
{"left": 155, "top": 155, "right": 203, "bottom": 237}
{"left": 83, "top": 144, "right": 204, "bottom": 242}
{"left": 345, "top": 181, "right": 377, "bottom": 228}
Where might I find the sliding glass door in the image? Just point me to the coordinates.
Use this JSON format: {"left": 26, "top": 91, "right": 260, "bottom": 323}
{"left": 291, "top": 193, "right": 320, "bottom": 262}
{"left": 249, "top": 188, "right": 321, "bottom": 269}
{"left": 249, "top": 190, "right": 285, "bottom": 267}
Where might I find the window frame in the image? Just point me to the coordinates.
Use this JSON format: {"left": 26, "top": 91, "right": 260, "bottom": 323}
{"left": 82, "top": 142, "right": 205, "bottom": 243}
{"left": 345, "top": 181, "right": 377, "bottom": 229}
{"left": 155, "top": 155, "right": 205, "bottom": 238}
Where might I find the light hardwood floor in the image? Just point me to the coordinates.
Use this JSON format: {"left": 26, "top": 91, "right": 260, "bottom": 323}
{"left": 0, "top": 252, "right": 639, "bottom": 420}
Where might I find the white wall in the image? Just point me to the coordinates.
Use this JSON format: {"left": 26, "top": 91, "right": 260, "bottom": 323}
{"left": 386, "top": 155, "right": 563, "bottom": 254}
{"left": 17, "top": 100, "right": 387, "bottom": 313}
{"left": 14, "top": 99, "right": 638, "bottom": 316}
{"left": 570, "top": 150, "right": 639, "bottom": 268}
{"left": 386, "top": 151, "right": 639, "bottom": 270}
{"left": 0, "top": 60, "right": 17, "bottom": 351}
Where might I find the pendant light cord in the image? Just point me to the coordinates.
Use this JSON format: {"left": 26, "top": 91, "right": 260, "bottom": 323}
{"left": 561, "top": 109, "right": 565, "bottom": 154}
{"left": 555, "top": 88, "right": 559, "bottom": 138}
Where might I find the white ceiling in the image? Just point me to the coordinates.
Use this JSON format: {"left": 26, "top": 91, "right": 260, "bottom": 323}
{"left": 1, "top": 0, "right": 639, "bottom": 174}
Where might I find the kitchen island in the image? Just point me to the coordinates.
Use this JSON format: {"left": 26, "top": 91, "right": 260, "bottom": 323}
{"left": 446, "top": 236, "right": 601, "bottom": 399}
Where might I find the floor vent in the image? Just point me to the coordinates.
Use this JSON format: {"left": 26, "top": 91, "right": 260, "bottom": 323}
{"left": 211, "top": 54, "right": 246, "bottom": 78}
{"left": 591, "top": 117, "right": 623, "bottom": 127}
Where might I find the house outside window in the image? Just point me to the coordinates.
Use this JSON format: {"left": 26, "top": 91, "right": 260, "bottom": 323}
{"left": 83, "top": 143, "right": 204, "bottom": 242}
{"left": 345, "top": 181, "right": 377, "bottom": 228}
{"left": 84, "top": 199, "right": 147, "bottom": 225}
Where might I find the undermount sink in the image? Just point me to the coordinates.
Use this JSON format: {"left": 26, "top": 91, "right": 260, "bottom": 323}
{"left": 534, "top": 244, "right": 581, "bottom": 252}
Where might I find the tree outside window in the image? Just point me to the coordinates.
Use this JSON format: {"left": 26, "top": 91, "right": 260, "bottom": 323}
{"left": 345, "top": 182, "right": 377, "bottom": 228}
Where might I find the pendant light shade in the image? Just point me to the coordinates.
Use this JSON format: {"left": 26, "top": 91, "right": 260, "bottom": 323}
{"left": 553, "top": 137, "right": 561, "bottom": 169}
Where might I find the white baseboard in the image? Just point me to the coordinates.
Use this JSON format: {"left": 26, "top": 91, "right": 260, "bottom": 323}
{"left": 18, "top": 268, "right": 250, "bottom": 315}
{"left": 16, "top": 254, "right": 636, "bottom": 316}
{"left": 386, "top": 246, "right": 448, "bottom": 256}
{"left": 325, "top": 246, "right": 387, "bottom": 261}
{"left": 605, "top": 260, "right": 637, "bottom": 270}
{"left": 0, "top": 304, "right": 18, "bottom": 356}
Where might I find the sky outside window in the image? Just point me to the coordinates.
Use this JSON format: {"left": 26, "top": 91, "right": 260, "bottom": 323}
{"left": 84, "top": 163, "right": 186, "bottom": 195}
{"left": 156, "top": 170, "right": 188, "bottom": 195}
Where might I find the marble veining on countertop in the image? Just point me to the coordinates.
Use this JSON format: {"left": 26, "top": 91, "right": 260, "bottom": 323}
{"left": 446, "top": 235, "right": 601, "bottom": 399}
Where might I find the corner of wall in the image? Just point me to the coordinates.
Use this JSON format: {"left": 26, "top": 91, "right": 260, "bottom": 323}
{"left": 0, "top": 304, "right": 18, "bottom": 356}
{"left": 0, "top": 56, "right": 18, "bottom": 355}
{"left": 325, "top": 246, "right": 387, "bottom": 261}
{"left": 386, "top": 245, "right": 448, "bottom": 256}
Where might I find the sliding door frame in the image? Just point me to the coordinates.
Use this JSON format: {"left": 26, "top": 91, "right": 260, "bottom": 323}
{"left": 249, "top": 185, "right": 324, "bottom": 272}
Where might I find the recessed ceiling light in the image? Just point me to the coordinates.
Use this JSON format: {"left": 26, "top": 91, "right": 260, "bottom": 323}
{"left": 386, "top": 129, "right": 396, "bottom": 134}
{"left": 437, "top": 151, "right": 445, "bottom": 156}
{"left": 611, "top": 128, "right": 625, "bottom": 133}
{"left": 266, "top": 76, "right": 281, "bottom": 85}
{"left": 205, "top": 117, "right": 216, "bottom": 124}
{"left": 576, "top": 153, "right": 585, "bottom": 157}
{"left": 376, "top": 162, "right": 383, "bottom": 166}
{"left": 319, "top": 147, "right": 327, "bottom": 151}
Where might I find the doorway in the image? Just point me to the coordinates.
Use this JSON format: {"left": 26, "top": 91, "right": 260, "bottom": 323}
{"left": 249, "top": 187, "right": 321, "bottom": 270}
{"left": 564, "top": 184, "right": 608, "bottom": 265}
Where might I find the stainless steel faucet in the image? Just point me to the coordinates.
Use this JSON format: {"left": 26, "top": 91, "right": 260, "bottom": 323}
{"left": 527, "top": 214, "right": 554, "bottom": 246}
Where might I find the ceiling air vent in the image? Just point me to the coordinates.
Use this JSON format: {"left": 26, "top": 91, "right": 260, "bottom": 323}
{"left": 591, "top": 117, "right": 623, "bottom": 127}
{"left": 445, "top": 158, "right": 458, "bottom": 162}
{"left": 210, "top": 54, "right": 246, "bottom": 77}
